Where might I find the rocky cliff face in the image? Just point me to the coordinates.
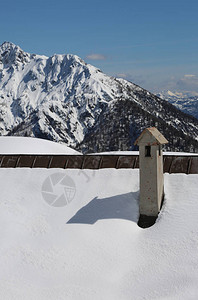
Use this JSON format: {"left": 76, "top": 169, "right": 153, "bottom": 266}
{"left": 0, "top": 42, "right": 198, "bottom": 153}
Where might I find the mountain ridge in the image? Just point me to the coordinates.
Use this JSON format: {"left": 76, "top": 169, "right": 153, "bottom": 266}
{"left": 157, "top": 90, "right": 198, "bottom": 119}
{"left": 0, "top": 42, "right": 198, "bottom": 153}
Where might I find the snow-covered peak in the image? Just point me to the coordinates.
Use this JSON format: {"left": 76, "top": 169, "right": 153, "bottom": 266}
{"left": 0, "top": 41, "right": 19, "bottom": 52}
{"left": 157, "top": 90, "right": 198, "bottom": 119}
{"left": 158, "top": 89, "right": 198, "bottom": 99}
{"left": 0, "top": 42, "right": 125, "bottom": 147}
{"left": 0, "top": 41, "right": 31, "bottom": 67}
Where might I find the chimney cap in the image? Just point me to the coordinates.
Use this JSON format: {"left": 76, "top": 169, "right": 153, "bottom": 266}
{"left": 134, "top": 127, "right": 168, "bottom": 146}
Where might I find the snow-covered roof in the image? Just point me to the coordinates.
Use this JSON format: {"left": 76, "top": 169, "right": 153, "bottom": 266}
{"left": 0, "top": 167, "right": 197, "bottom": 299}
{"left": 0, "top": 136, "right": 81, "bottom": 154}
{"left": 0, "top": 135, "right": 197, "bottom": 299}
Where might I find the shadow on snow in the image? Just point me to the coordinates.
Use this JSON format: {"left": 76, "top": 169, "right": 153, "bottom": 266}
{"left": 67, "top": 191, "right": 139, "bottom": 225}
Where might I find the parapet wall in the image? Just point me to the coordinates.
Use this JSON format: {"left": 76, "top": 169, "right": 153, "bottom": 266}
{"left": 0, "top": 154, "right": 197, "bottom": 174}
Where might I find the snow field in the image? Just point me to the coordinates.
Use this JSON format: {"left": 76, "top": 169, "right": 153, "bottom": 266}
{"left": 0, "top": 168, "right": 197, "bottom": 299}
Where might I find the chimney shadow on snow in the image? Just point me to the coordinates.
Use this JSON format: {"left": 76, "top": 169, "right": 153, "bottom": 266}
{"left": 67, "top": 191, "right": 139, "bottom": 225}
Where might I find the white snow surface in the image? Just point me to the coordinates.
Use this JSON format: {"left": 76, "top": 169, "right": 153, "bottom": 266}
{"left": 89, "top": 151, "right": 139, "bottom": 155}
{"left": 90, "top": 151, "right": 198, "bottom": 156}
{"left": 0, "top": 167, "right": 198, "bottom": 299}
{"left": 0, "top": 136, "right": 80, "bottom": 154}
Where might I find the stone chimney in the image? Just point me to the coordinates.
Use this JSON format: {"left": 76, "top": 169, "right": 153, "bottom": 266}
{"left": 134, "top": 127, "right": 168, "bottom": 218}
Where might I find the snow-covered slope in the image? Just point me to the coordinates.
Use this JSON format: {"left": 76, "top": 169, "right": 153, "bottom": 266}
{"left": 0, "top": 167, "right": 198, "bottom": 299}
{"left": 0, "top": 42, "right": 198, "bottom": 153}
{"left": 0, "top": 136, "right": 80, "bottom": 154}
{"left": 0, "top": 42, "right": 131, "bottom": 145}
{"left": 158, "top": 90, "right": 198, "bottom": 119}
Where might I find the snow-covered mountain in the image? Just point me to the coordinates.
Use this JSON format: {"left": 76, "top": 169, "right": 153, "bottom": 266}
{"left": 0, "top": 42, "right": 198, "bottom": 153}
{"left": 157, "top": 90, "right": 198, "bottom": 119}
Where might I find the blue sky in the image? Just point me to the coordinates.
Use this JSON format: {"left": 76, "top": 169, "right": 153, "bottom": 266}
{"left": 0, "top": 0, "right": 198, "bottom": 93}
